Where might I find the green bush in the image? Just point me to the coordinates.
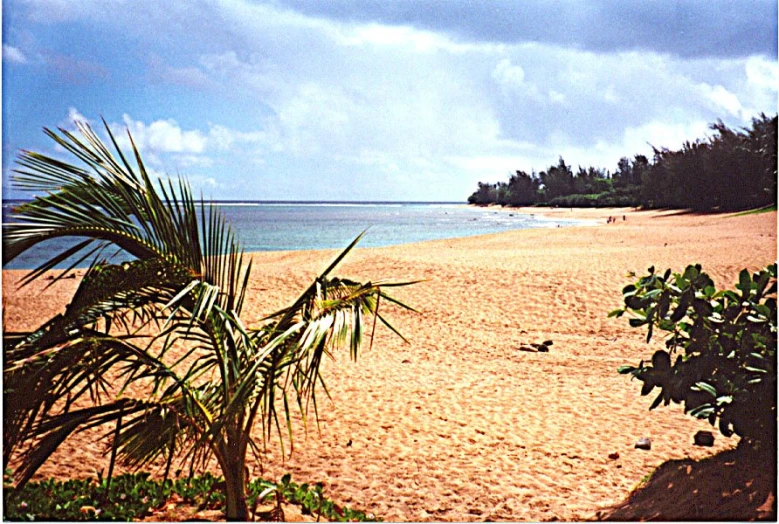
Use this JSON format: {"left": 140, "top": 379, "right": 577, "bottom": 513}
{"left": 612, "top": 264, "right": 777, "bottom": 445}
{"left": 547, "top": 191, "right": 638, "bottom": 208}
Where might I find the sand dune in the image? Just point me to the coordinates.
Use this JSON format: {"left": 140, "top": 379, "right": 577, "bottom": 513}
{"left": 3, "top": 207, "right": 776, "bottom": 521}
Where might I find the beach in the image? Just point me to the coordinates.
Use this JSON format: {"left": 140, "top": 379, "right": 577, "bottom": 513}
{"left": 3, "top": 207, "right": 776, "bottom": 521}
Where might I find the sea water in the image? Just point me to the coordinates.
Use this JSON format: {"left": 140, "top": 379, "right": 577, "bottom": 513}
{"left": 2, "top": 201, "right": 591, "bottom": 269}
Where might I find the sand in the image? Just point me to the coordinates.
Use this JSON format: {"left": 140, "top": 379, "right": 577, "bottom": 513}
{"left": 3, "top": 207, "right": 776, "bottom": 521}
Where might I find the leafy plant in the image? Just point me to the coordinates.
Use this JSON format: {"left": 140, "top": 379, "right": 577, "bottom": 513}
{"left": 246, "top": 473, "right": 379, "bottom": 522}
{"left": 3, "top": 472, "right": 162, "bottom": 521}
{"left": 612, "top": 264, "right": 777, "bottom": 446}
{"left": 2, "top": 119, "right": 415, "bottom": 520}
{"left": 3, "top": 471, "right": 380, "bottom": 521}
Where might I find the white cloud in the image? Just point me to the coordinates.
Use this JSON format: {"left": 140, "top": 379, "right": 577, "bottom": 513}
{"left": 186, "top": 174, "right": 220, "bottom": 189}
{"left": 207, "top": 124, "right": 269, "bottom": 151}
{"left": 492, "top": 58, "right": 526, "bottom": 87}
{"left": 64, "top": 107, "right": 89, "bottom": 126}
{"left": 335, "top": 22, "right": 485, "bottom": 54}
{"left": 745, "top": 56, "right": 779, "bottom": 90}
{"left": 548, "top": 90, "right": 566, "bottom": 104}
{"left": 620, "top": 120, "right": 711, "bottom": 155}
{"left": 187, "top": 7, "right": 776, "bottom": 194}
{"left": 7, "top": 1, "right": 776, "bottom": 201}
{"left": 3, "top": 44, "right": 28, "bottom": 64}
{"left": 699, "top": 84, "right": 746, "bottom": 119}
{"left": 120, "top": 115, "right": 207, "bottom": 154}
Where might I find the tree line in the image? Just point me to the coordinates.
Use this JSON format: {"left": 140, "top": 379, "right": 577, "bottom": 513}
{"left": 468, "top": 113, "right": 777, "bottom": 212}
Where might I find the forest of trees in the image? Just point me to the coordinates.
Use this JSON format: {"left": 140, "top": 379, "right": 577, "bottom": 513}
{"left": 468, "top": 114, "right": 777, "bottom": 212}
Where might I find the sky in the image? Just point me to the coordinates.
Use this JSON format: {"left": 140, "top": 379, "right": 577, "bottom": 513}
{"left": 2, "top": 0, "right": 777, "bottom": 202}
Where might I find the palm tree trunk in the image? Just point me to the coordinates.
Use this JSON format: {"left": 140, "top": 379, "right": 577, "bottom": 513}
{"left": 219, "top": 431, "right": 250, "bottom": 521}
{"left": 224, "top": 463, "right": 249, "bottom": 521}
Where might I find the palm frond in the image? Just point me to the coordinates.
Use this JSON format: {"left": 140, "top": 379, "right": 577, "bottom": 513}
{"left": 3, "top": 118, "right": 417, "bottom": 521}
{"left": 11, "top": 399, "right": 144, "bottom": 489}
{"left": 243, "top": 237, "right": 416, "bottom": 455}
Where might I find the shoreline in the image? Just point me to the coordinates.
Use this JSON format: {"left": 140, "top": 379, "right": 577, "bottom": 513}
{"left": 3, "top": 209, "right": 776, "bottom": 521}
{"left": 1, "top": 205, "right": 613, "bottom": 272}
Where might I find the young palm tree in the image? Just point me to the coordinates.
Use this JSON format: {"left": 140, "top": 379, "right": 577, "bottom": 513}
{"left": 3, "top": 119, "right": 415, "bottom": 520}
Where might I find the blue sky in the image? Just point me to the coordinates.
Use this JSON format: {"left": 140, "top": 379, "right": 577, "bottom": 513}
{"left": 2, "top": 0, "right": 777, "bottom": 201}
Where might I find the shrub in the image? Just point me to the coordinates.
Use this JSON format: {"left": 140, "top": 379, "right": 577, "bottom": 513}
{"left": 612, "top": 264, "right": 777, "bottom": 446}
{"left": 546, "top": 191, "right": 639, "bottom": 208}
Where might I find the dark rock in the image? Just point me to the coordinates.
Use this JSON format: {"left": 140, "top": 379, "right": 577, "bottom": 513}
{"left": 401, "top": 359, "right": 411, "bottom": 364}
{"left": 536, "top": 345, "right": 549, "bottom": 352}
{"left": 608, "top": 452, "right": 620, "bottom": 460}
{"left": 635, "top": 438, "right": 652, "bottom": 450}
{"left": 694, "top": 430, "right": 715, "bottom": 447}
{"left": 543, "top": 340, "right": 554, "bottom": 346}
{"left": 518, "top": 346, "right": 537, "bottom": 352}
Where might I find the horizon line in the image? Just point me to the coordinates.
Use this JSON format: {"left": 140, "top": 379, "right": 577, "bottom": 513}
{"left": 2, "top": 198, "right": 465, "bottom": 204}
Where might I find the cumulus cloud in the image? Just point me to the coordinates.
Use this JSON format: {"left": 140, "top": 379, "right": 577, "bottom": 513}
{"left": 167, "top": 3, "right": 779, "bottom": 196}
{"left": 3, "top": 44, "right": 28, "bottom": 63}
{"left": 492, "top": 59, "right": 526, "bottom": 88}
{"left": 619, "top": 120, "right": 712, "bottom": 155}
{"left": 59, "top": 107, "right": 90, "bottom": 129}
{"left": 119, "top": 115, "right": 207, "bottom": 154}
{"left": 5, "top": 0, "right": 777, "bottom": 201}
{"left": 700, "top": 84, "right": 746, "bottom": 119}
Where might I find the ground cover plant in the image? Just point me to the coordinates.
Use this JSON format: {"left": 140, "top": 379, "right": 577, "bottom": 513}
{"left": 2, "top": 119, "right": 414, "bottom": 520}
{"left": 612, "top": 263, "right": 777, "bottom": 449}
{"left": 3, "top": 470, "right": 379, "bottom": 521}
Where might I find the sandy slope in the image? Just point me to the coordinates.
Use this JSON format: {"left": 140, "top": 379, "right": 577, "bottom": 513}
{"left": 3, "top": 207, "right": 776, "bottom": 521}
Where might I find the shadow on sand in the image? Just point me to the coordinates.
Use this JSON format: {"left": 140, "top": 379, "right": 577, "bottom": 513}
{"left": 596, "top": 439, "right": 776, "bottom": 521}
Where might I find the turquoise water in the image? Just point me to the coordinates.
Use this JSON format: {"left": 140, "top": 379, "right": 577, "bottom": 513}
{"left": 3, "top": 201, "right": 590, "bottom": 269}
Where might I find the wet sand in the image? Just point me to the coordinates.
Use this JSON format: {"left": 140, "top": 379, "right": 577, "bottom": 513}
{"left": 3, "top": 207, "right": 776, "bottom": 521}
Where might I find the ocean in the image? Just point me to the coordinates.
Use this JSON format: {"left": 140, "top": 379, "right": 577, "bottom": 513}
{"left": 2, "top": 201, "right": 592, "bottom": 269}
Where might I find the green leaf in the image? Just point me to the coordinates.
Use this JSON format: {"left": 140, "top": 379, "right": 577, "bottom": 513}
{"left": 689, "top": 404, "right": 715, "bottom": 419}
{"left": 738, "top": 268, "right": 751, "bottom": 292}
{"left": 692, "top": 381, "right": 717, "bottom": 397}
{"left": 716, "top": 395, "right": 733, "bottom": 406}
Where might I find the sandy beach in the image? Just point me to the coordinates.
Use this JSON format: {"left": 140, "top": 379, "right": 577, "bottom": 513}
{"left": 3, "top": 207, "right": 776, "bottom": 521}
